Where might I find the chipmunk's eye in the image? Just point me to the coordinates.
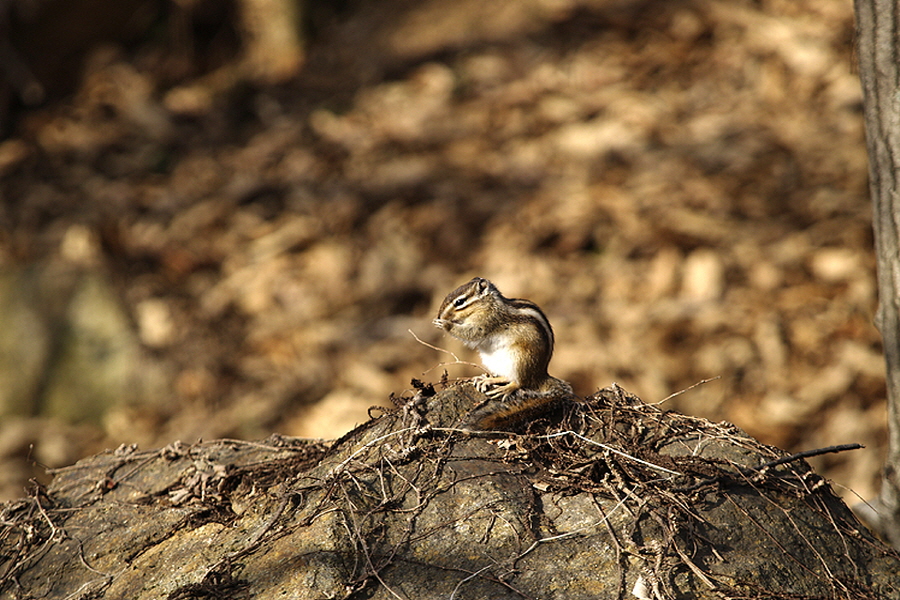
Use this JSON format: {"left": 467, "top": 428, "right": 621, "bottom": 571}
{"left": 453, "top": 296, "right": 467, "bottom": 308}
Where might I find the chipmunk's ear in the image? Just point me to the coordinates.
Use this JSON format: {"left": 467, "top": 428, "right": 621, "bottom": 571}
{"left": 472, "top": 277, "right": 494, "bottom": 297}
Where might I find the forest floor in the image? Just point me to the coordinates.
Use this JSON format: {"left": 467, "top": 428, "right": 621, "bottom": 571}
{"left": 0, "top": 0, "right": 882, "bottom": 507}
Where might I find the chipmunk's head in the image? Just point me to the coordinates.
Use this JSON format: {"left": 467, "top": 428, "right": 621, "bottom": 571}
{"left": 433, "top": 277, "right": 501, "bottom": 337}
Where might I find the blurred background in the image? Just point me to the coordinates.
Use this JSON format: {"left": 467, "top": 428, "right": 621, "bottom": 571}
{"left": 0, "top": 0, "right": 882, "bottom": 506}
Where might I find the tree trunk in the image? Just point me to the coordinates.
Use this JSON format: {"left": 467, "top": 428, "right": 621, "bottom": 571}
{"left": 854, "top": 0, "right": 900, "bottom": 548}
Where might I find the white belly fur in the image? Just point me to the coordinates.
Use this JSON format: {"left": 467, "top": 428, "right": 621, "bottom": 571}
{"left": 479, "top": 345, "right": 518, "bottom": 381}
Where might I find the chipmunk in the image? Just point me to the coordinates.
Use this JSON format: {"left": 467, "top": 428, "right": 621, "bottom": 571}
{"left": 433, "top": 277, "right": 574, "bottom": 430}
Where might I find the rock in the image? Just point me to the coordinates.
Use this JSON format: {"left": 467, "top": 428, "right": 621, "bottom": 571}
{"left": 1, "top": 384, "right": 897, "bottom": 599}
{"left": 0, "top": 264, "right": 165, "bottom": 423}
